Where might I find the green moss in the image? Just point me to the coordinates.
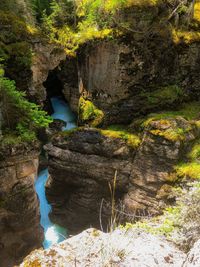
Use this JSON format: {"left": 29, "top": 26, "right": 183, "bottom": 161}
{"left": 138, "top": 102, "right": 199, "bottom": 142}
{"left": 175, "top": 162, "right": 200, "bottom": 180}
{"left": 150, "top": 127, "right": 190, "bottom": 142}
{"left": 100, "top": 125, "right": 141, "bottom": 148}
{"left": 79, "top": 97, "right": 104, "bottom": 127}
{"left": 57, "top": 127, "right": 80, "bottom": 138}
{"left": 175, "top": 30, "right": 200, "bottom": 44}
{"left": 142, "top": 85, "right": 183, "bottom": 106}
{"left": 189, "top": 141, "right": 200, "bottom": 160}
{"left": 141, "top": 101, "right": 200, "bottom": 128}
{"left": 194, "top": 2, "right": 200, "bottom": 23}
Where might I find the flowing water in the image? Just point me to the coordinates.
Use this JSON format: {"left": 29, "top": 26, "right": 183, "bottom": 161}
{"left": 35, "top": 96, "right": 76, "bottom": 249}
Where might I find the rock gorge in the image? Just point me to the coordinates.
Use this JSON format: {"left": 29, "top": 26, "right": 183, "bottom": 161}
{"left": 0, "top": 141, "right": 42, "bottom": 267}
{"left": 1, "top": 0, "right": 200, "bottom": 266}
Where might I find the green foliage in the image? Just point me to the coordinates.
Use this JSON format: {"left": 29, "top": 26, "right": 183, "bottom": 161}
{"left": 121, "top": 205, "right": 180, "bottom": 238}
{"left": 0, "top": 76, "right": 52, "bottom": 143}
{"left": 0, "top": 11, "right": 37, "bottom": 42}
{"left": 0, "top": 0, "right": 35, "bottom": 23}
{"left": 175, "top": 162, "right": 200, "bottom": 180}
{"left": 40, "top": 0, "right": 128, "bottom": 55}
{"left": 6, "top": 41, "right": 32, "bottom": 68}
{"left": 32, "top": 0, "right": 51, "bottom": 21}
{"left": 0, "top": 10, "right": 41, "bottom": 76}
{"left": 16, "top": 123, "right": 37, "bottom": 142}
{"left": 77, "top": 0, "right": 126, "bottom": 27}
{"left": 79, "top": 96, "right": 104, "bottom": 127}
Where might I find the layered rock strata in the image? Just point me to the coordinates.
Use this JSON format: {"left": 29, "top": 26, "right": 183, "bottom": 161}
{"left": 45, "top": 117, "right": 197, "bottom": 233}
{"left": 0, "top": 142, "right": 42, "bottom": 267}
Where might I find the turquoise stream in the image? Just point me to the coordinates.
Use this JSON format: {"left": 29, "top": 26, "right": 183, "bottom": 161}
{"left": 35, "top": 96, "right": 76, "bottom": 249}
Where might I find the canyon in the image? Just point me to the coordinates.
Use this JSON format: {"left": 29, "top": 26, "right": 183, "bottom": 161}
{"left": 1, "top": 1, "right": 200, "bottom": 266}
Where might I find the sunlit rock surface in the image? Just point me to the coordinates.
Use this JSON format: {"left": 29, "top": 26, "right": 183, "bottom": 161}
{"left": 183, "top": 239, "right": 200, "bottom": 267}
{"left": 18, "top": 228, "right": 186, "bottom": 267}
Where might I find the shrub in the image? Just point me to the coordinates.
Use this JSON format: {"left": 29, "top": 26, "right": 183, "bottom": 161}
{"left": 0, "top": 76, "right": 52, "bottom": 143}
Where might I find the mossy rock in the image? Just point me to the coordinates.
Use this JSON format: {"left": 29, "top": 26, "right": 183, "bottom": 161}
{"left": 188, "top": 140, "right": 200, "bottom": 160}
{"left": 79, "top": 96, "right": 104, "bottom": 127}
{"left": 175, "top": 162, "right": 200, "bottom": 180}
{"left": 139, "top": 101, "right": 200, "bottom": 130}
{"left": 100, "top": 125, "right": 141, "bottom": 148}
{"left": 147, "top": 117, "right": 194, "bottom": 142}
{"left": 141, "top": 85, "right": 184, "bottom": 106}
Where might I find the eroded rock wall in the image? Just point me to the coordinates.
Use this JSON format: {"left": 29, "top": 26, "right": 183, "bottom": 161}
{"left": 77, "top": 28, "right": 200, "bottom": 125}
{"left": 0, "top": 142, "right": 42, "bottom": 267}
{"left": 30, "top": 44, "right": 66, "bottom": 104}
{"left": 45, "top": 117, "right": 197, "bottom": 233}
{"left": 45, "top": 129, "right": 135, "bottom": 233}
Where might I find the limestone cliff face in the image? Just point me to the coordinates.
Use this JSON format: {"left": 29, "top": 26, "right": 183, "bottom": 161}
{"left": 29, "top": 44, "right": 66, "bottom": 104}
{"left": 124, "top": 117, "right": 197, "bottom": 215}
{"left": 0, "top": 142, "right": 42, "bottom": 267}
{"left": 56, "top": 57, "right": 79, "bottom": 113}
{"left": 45, "top": 117, "right": 197, "bottom": 233}
{"left": 77, "top": 31, "right": 200, "bottom": 125}
{"left": 45, "top": 128, "right": 134, "bottom": 233}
